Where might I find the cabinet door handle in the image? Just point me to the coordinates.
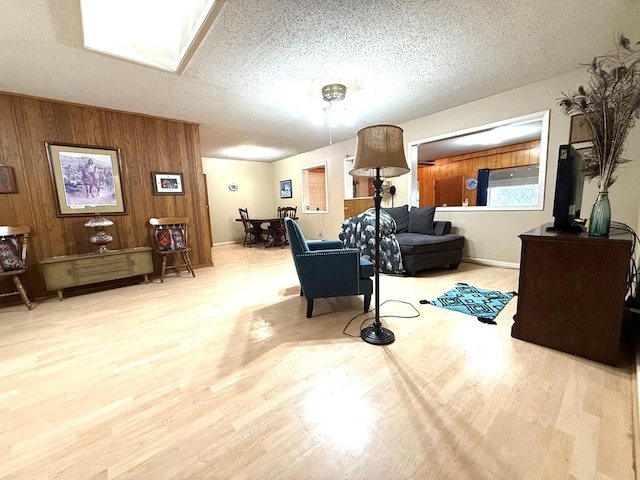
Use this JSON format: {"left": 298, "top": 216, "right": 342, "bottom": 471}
{"left": 67, "top": 269, "right": 72, "bottom": 276}
{"left": 130, "top": 260, "right": 135, "bottom": 266}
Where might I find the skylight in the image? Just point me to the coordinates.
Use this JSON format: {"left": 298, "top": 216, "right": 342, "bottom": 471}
{"left": 80, "top": 0, "right": 223, "bottom": 73}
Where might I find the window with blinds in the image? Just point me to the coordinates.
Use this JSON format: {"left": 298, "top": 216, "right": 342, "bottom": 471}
{"left": 487, "top": 165, "right": 540, "bottom": 207}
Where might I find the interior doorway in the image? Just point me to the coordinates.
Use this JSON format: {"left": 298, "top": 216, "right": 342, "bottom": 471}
{"left": 434, "top": 176, "right": 463, "bottom": 207}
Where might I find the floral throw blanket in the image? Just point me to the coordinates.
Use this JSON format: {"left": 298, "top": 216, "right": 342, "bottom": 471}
{"left": 338, "top": 208, "right": 404, "bottom": 274}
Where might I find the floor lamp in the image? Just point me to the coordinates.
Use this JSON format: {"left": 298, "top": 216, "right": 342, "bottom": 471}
{"left": 350, "top": 125, "right": 410, "bottom": 345}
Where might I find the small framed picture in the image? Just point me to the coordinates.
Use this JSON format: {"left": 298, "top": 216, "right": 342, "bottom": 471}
{"left": 152, "top": 172, "right": 185, "bottom": 195}
{"left": 280, "top": 179, "right": 292, "bottom": 199}
{"left": 576, "top": 145, "right": 594, "bottom": 159}
{"left": 569, "top": 114, "right": 593, "bottom": 144}
{"left": 0, "top": 166, "right": 17, "bottom": 193}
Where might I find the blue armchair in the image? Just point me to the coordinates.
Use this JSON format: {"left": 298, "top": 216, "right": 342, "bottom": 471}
{"left": 285, "top": 217, "right": 374, "bottom": 318}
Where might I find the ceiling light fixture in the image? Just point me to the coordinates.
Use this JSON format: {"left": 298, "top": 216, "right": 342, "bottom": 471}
{"left": 322, "top": 84, "right": 347, "bottom": 145}
{"left": 322, "top": 84, "right": 346, "bottom": 103}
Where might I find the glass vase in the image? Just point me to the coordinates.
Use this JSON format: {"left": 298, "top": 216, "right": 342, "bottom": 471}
{"left": 588, "top": 190, "right": 611, "bottom": 236}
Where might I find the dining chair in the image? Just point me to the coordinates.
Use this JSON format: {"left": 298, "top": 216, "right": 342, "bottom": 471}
{"left": 278, "top": 206, "right": 298, "bottom": 219}
{"left": 266, "top": 218, "right": 286, "bottom": 248}
{"left": 0, "top": 225, "right": 33, "bottom": 309}
{"left": 268, "top": 206, "right": 298, "bottom": 248}
{"left": 148, "top": 217, "right": 196, "bottom": 282}
{"left": 238, "top": 208, "right": 262, "bottom": 247}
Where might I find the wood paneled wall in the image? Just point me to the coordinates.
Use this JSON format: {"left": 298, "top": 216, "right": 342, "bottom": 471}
{"left": 0, "top": 92, "right": 212, "bottom": 302}
{"left": 344, "top": 198, "right": 374, "bottom": 219}
{"left": 418, "top": 140, "right": 540, "bottom": 207}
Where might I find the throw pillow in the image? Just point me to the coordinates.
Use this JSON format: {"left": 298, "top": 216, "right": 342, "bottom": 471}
{"left": 155, "top": 229, "right": 174, "bottom": 251}
{"left": 408, "top": 205, "right": 436, "bottom": 235}
{"left": 156, "top": 228, "right": 188, "bottom": 250}
{"left": 382, "top": 205, "right": 410, "bottom": 233}
{"left": 171, "top": 228, "right": 186, "bottom": 249}
{"left": 0, "top": 237, "right": 25, "bottom": 271}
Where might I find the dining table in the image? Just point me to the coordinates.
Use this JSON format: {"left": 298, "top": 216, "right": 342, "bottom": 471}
{"left": 235, "top": 217, "right": 298, "bottom": 247}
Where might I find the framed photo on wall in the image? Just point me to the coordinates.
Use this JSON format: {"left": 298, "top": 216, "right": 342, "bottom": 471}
{"left": 46, "top": 142, "right": 126, "bottom": 216}
{"left": 280, "top": 179, "right": 292, "bottom": 199}
{"left": 569, "top": 114, "right": 594, "bottom": 144}
{"left": 576, "top": 145, "right": 594, "bottom": 159}
{"left": 0, "top": 165, "right": 17, "bottom": 193}
{"left": 152, "top": 172, "right": 185, "bottom": 195}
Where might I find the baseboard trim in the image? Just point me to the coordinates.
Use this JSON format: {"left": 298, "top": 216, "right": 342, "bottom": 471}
{"left": 213, "top": 240, "right": 239, "bottom": 246}
{"left": 463, "top": 257, "right": 520, "bottom": 269}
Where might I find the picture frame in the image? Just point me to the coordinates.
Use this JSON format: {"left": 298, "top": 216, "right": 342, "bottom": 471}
{"left": 280, "top": 179, "right": 292, "bottom": 199}
{"left": 576, "top": 144, "right": 594, "bottom": 158}
{"left": 0, "top": 165, "right": 17, "bottom": 193}
{"left": 46, "top": 143, "right": 126, "bottom": 216}
{"left": 152, "top": 172, "right": 185, "bottom": 195}
{"left": 569, "top": 114, "right": 594, "bottom": 144}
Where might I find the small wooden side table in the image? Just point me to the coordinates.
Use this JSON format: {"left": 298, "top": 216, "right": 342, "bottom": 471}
{"left": 39, "top": 247, "right": 153, "bottom": 300}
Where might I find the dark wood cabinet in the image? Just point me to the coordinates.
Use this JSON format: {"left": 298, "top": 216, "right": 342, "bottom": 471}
{"left": 512, "top": 224, "right": 632, "bottom": 365}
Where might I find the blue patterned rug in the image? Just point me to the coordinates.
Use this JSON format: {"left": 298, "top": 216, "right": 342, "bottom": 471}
{"left": 425, "top": 283, "right": 517, "bottom": 324}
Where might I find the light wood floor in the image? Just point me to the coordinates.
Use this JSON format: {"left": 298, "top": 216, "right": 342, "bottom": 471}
{"left": 0, "top": 243, "right": 636, "bottom": 479}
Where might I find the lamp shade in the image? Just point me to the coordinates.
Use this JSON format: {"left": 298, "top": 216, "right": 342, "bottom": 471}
{"left": 350, "top": 124, "right": 410, "bottom": 178}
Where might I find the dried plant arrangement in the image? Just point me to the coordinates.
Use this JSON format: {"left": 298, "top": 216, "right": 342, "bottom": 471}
{"left": 558, "top": 34, "right": 640, "bottom": 190}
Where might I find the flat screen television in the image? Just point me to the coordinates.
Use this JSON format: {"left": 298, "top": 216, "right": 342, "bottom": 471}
{"left": 548, "top": 144, "right": 585, "bottom": 232}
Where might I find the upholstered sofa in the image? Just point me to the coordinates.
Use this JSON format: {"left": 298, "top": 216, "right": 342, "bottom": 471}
{"left": 382, "top": 205, "right": 465, "bottom": 276}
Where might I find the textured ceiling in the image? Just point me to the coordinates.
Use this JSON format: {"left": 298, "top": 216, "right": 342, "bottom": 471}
{"left": 1, "top": 1, "right": 639, "bottom": 162}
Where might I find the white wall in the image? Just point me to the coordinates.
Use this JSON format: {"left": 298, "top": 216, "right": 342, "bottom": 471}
{"left": 400, "top": 68, "right": 640, "bottom": 264}
{"left": 202, "top": 158, "right": 275, "bottom": 244}
{"left": 270, "top": 138, "right": 356, "bottom": 241}
{"left": 204, "top": 68, "right": 640, "bottom": 261}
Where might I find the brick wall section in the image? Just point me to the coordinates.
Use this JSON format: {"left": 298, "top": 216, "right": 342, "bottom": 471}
{"left": 305, "top": 167, "right": 327, "bottom": 211}
{"left": 352, "top": 176, "right": 373, "bottom": 197}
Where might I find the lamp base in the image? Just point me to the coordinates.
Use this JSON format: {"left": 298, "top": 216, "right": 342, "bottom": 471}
{"left": 361, "top": 325, "right": 395, "bottom": 345}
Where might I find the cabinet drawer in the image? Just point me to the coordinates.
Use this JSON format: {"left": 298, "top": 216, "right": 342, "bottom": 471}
{"left": 75, "top": 267, "right": 132, "bottom": 285}
{"left": 75, "top": 256, "right": 130, "bottom": 285}
{"left": 74, "top": 255, "right": 127, "bottom": 268}
{"left": 75, "top": 258, "right": 130, "bottom": 276}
